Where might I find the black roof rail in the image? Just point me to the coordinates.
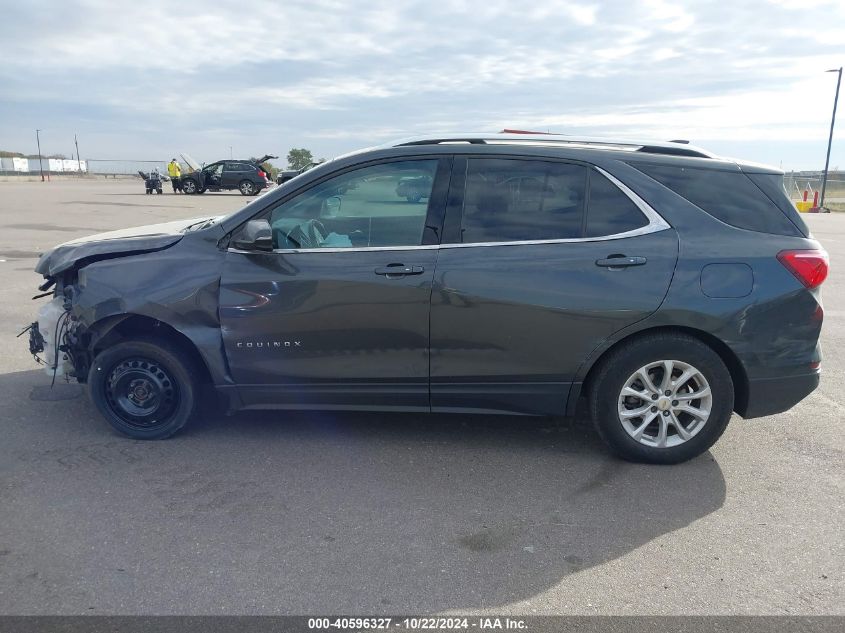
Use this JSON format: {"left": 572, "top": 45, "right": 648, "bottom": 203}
{"left": 388, "top": 134, "right": 716, "bottom": 159}
{"left": 637, "top": 145, "right": 711, "bottom": 158}
{"left": 397, "top": 138, "right": 487, "bottom": 145}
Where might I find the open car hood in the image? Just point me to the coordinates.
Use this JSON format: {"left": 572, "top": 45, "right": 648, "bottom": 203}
{"left": 180, "top": 152, "right": 202, "bottom": 172}
{"left": 34, "top": 217, "right": 207, "bottom": 277}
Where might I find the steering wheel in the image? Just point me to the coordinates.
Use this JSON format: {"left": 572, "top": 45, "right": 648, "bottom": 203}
{"left": 285, "top": 219, "right": 328, "bottom": 249}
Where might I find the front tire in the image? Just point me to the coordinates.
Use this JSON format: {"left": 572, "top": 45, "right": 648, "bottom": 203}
{"left": 589, "top": 333, "right": 734, "bottom": 464}
{"left": 88, "top": 340, "right": 199, "bottom": 440}
{"left": 181, "top": 178, "right": 198, "bottom": 194}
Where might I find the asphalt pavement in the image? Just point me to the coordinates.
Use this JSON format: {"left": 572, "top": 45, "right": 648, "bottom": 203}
{"left": 0, "top": 179, "right": 842, "bottom": 615}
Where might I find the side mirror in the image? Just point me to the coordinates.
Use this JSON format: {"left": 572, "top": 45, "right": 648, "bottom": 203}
{"left": 323, "top": 196, "right": 341, "bottom": 216}
{"left": 232, "top": 219, "right": 273, "bottom": 251}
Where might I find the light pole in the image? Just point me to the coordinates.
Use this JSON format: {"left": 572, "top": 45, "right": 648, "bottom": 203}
{"left": 35, "top": 129, "right": 44, "bottom": 182}
{"left": 820, "top": 67, "right": 842, "bottom": 210}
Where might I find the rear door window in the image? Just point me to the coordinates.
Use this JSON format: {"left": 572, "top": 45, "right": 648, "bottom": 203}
{"left": 631, "top": 163, "right": 802, "bottom": 236}
{"left": 459, "top": 158, "right": 587, "bottom": 242}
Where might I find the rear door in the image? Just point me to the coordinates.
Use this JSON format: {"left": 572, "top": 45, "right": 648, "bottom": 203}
{"left": 430, "top": 156, "right": 679, "bottom": 415}
{"left": 222, "top": 162, "right": 249, "bottom": 188}
{"left": 219, "top": 157, "right": 450, "bottom": 410}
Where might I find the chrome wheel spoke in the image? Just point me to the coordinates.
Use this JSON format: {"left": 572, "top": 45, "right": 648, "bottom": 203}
{"left": 674, "top": 386, "right": 711, "bottom": 401}
{"left": 671, "top": 367, "right": 697, "bottom": 392}
{"left": 637, "top": 368, "right": 659, "bottom": 394}
{"left": 676, "top": 404, "right": 710, "bottom": 419}
{"left": 660, "top": 360, "right": 674, "bottom": 391}
{"left": 656, "top": 416, "right": 669, "bottom": 447}
{"left": 632, "top": 411, "right": 658, "bottom": 441}
{"left": 670, "top": 412, "right": 692, "bottom": 441}
{"left": 620, "top": 404, "right": 652, "bottom": 419}
{"left": 622, "top": 385, "right": 650, "bottom": 399}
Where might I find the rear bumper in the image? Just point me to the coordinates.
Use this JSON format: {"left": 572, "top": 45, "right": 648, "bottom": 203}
{"left": 740, "top": 371, "right": 820, "bottom": 419}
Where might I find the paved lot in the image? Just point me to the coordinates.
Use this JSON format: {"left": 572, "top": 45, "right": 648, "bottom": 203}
{"left": 0, "top": 179, "right": 842, "bottom": 615}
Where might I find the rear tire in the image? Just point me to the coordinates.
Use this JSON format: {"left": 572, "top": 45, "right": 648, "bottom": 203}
{"left": 239, "top": 180, "right": 256, "bottom": 196}
{"left": 88, "top": 339, "right": 199, "bottom": 440}
{"left": 589, "top": 332, "right": 734, "bottom": 464}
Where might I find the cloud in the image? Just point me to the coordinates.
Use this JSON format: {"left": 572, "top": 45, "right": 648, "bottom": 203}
{"left": 0, "top": 0, "right": 842, "bottom": 169}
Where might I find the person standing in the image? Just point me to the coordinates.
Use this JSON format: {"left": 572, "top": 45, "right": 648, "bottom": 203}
{"left": 167, "top": 158, "right": 182, "bottom": 193}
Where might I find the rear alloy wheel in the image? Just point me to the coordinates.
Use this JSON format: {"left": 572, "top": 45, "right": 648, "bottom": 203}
{"left": 617, "top": 360, "right": 713, "bottom": 448}
{"left": 181, "top": 178, "right": 198, "bottom": 194}
{"left": 589, "top": 333, "right": 734, "bottom": 464}
{"left": 239, "top": 180, "right": 256, "bottom": 196}
{"left": 88, "top": 340, "right": 199, "bottom": 439}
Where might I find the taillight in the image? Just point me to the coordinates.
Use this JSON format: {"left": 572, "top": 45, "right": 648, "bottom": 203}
{"left": 258, "top": 170, "right": 266, "bottom": 179}
{"left": 777, "top": 249, "right": 829, "bottom": 289}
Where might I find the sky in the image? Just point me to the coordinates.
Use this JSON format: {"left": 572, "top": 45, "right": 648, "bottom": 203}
{"left": 0, "top": 0, "right": 843, "bottom": 171}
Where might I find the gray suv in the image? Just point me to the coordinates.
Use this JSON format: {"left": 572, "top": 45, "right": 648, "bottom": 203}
{"left": 26, "top": 133, "right": 827, "bottom": 464}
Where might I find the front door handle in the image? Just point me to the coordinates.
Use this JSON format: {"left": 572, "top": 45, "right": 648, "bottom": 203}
{"left": 596, "top": 255, "right": 647, "bottom": 268}
{"left": 374, "top": 264, "right": 425, "bottom": 276}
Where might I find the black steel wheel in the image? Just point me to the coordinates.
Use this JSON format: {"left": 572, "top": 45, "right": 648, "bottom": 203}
{"left": 88, "top": 339, "right": 199, "bottom": 439}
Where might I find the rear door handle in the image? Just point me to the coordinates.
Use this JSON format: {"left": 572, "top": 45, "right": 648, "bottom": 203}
{"left": 596, "top": 256, "right": 647, "bottom": 268}
{"left": 374, "top": 264, "right": 425, "bottom": 276}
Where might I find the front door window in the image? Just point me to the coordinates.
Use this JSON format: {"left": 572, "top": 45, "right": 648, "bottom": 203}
{"left": 267, "top": 160, "right": 438, "bottom": 249}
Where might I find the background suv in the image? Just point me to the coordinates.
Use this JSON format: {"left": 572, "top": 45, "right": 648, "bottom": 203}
{"left": 28, "top": 133, "right": 827, "bottom": 464}
{"left": 180, "top": 154, "right": 277, "bottom": 195}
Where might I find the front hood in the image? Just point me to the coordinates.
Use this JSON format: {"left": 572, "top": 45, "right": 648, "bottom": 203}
{"left": 180, "top": 152, "right": 202, "bottom": 172}
{"left": 35, "top": 217, "right": 207, "bottom": 277}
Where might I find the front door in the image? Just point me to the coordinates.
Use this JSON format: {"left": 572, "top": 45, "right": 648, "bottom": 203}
{"left": 430, "top": 156, "right": 679, "bottom": 415}
{"left": 220, "top": 157, "right": 450, "bottom": 410}
{"left": 203, "top": 162, "right": 224, "bottom": 189}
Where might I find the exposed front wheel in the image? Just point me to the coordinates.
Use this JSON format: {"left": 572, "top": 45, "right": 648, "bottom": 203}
{"left": 181, "top": 179, "right": 198, "bottom": 194}
{"left": 589, "top": 333, "right": 734, "bottom": 464}
{"left": 88, "top": 340, "right": 199, "bottom": 440}
{"left": 239, "top": 180, "right": 256, "bottom": 196}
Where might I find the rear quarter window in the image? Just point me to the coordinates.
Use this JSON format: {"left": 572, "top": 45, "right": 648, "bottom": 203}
{"left": 585, "top": 170, "right": 648, "bottom": 237}
{"left": 631, "top": 163, "right": 802, "bottom": 237}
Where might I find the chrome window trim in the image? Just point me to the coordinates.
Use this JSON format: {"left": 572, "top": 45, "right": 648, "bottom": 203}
{"left": 228, "top": 244, "right": 440, "bottom": 255}
{"left": 226, "top": 167, "right": 670, "bottom": 255}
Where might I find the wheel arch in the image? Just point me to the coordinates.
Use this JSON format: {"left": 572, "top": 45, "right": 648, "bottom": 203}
{"left": 85, "top": 313, "right": 213, "bottom": 387}
{"left": 571, "top": 325, "right": 749, "bottom": 417}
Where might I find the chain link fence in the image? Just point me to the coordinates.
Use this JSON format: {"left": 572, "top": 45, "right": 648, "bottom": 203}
{"left": 783, "top": 171, "right": 845, "bottom": 202}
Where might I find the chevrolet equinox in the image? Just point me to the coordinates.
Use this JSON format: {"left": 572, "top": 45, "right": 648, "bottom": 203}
{"left": 26, "top": 133, "right": 828, "bottom": 463}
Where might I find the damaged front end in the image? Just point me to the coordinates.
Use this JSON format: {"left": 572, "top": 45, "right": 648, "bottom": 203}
{"left": 26, "top": 287, "right": 85, "bottom": 381}
{"left": 23, "top": 217, "right": 212, "bottom": 384}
